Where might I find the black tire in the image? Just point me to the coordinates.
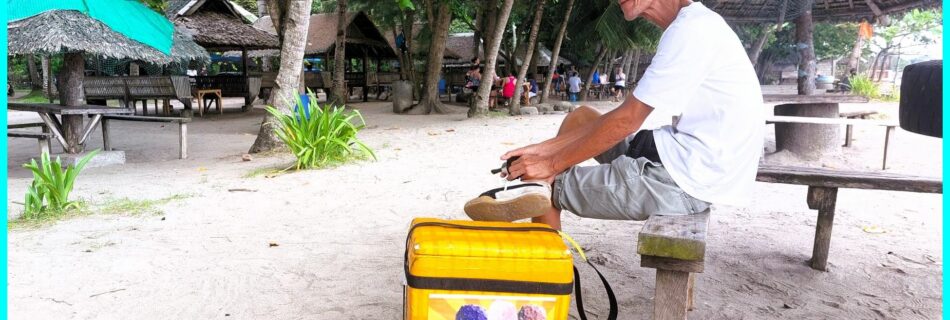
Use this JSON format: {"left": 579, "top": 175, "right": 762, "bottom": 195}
{"left": 899, "top": 60, "right": 942, "bottom": 138}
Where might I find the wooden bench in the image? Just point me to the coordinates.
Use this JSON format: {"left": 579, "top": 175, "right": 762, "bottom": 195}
{"left": 766, "top": 115, "right": 898, "bottom": 170}
{"left": 84, "top": 76, "right": 193, "bottom": 116}
{"left": 100, "top": 115, "right": 191, "bottom": 159}
{"left": 8, "top": 122, "right": 53, "bottom": 154}
{"left": 637, "top": 210, "right": 709, "bottom": 320}
{"left": 8, "top": 130, "right": 53, "bottom": 155}
{"left": 756, "top": 165, "right": 941, "bottom": 271}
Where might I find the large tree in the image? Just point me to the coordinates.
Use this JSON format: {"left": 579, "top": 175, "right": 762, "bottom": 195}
{"left": 509, "top": 0, "right": 546, "bottom": 115}
{"left": 405, "top": 0, "right": 453, "bottom": 114}
{"left": 329, "top": 0, "right": 348, "bottom": 105}
{"left": 26, "top": 55, "right": 41, "bottom": 89}
{"left": 469, "top": 0, "right": 515, "bottom": 117}
{"left": 539, "top": 0, "right": 574, "bottom": 103}
{"left": 248, "top": 0, "right": 314, "bottom": 153}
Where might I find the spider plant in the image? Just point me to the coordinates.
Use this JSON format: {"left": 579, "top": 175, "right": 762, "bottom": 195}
{"left": 266, "top": 92, "right": 375, "bottom": 170}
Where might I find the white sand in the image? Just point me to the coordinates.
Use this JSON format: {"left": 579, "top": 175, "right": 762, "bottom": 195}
{"left": 6, "top": 95, "right": 942, "bottom": 319}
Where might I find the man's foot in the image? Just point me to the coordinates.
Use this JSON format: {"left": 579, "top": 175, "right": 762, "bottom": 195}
{"left": 464, "top": 182, "right": 553, "bottom": 222}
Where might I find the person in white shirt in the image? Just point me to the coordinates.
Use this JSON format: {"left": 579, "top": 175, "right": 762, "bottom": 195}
{"left": 612, "top": 68, "right": 627, "bottom": 102}
{"left": 464, "top": 0, "right": 763, "bottom": 230}
{"left": 567, "top": 72, "right": 582, "bottom": 102}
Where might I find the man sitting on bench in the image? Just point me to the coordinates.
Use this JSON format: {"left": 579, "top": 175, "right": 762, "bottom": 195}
{"left": 464, "top": 0, "right": 764, "bottom": 228}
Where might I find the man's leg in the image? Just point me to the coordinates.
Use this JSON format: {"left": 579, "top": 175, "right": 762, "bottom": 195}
{"left": 533, "top": 106, "right": 604, "bottom": 229}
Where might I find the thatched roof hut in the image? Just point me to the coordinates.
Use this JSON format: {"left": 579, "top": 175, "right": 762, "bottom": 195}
{"left": 709, "top": 0, "right": 941, "bottom": 23}
{"left": 253, "top": 12, "right": 396, "bottom": 58}
{"left": 444, "top": 33, "right": 571, "bottom": 67}
{"left": 167, "top": 0, "right": 278, "bottom": 50}
{"left": 8, "top": 10, "right": 207, "bottom": 64}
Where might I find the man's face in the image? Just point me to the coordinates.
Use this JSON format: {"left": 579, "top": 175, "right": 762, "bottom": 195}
{"left": 619, "top": 0, "right": 654, "bottom": 21}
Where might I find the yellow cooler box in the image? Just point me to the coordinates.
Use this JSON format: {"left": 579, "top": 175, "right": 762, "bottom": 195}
{"left": 404, "top": 218, "right": 574, "bottom": 320}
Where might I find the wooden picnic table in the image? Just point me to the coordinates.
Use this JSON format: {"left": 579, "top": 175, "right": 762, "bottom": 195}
{"left": 764, "top": 94, "right": 870, "bottom": 159}
{"left": 9, "top": 103, "right": 132, "bottom": 154}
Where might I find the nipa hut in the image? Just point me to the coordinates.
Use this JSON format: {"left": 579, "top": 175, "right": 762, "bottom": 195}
{"left": 167, "top": 0, "right": 279, "bottom": 109}
{"left": 254, "top": 11, "right": 398, "bottom": 102}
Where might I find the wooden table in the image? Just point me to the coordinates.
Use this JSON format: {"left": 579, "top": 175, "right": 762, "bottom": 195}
{"left": 195, "top": 89, "right": 223, "bottom": 117}
{"left": 8, "top": 103, "right": 132, "bottom": 153}
{"left": 764, "top": 94, "right": 869, "bottom": 159}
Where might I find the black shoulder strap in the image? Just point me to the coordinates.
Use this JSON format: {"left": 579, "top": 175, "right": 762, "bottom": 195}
{"left": 574, "top": 260, "right": 618, "bottom": 320}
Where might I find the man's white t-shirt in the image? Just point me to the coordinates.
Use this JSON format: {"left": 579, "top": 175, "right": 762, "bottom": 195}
{"left": 633, "top": 2, "right": 763, "bottom": 206}
{"left": 568, "top": 76, "right": 582, "bottom": 93}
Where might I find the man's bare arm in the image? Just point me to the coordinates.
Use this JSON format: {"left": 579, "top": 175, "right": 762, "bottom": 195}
{"left": 503, "top": 96, "right": 654, "bottom": 180}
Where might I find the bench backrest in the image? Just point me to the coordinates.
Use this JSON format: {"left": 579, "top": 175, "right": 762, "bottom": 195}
{"left": 84, "top": 77, "right": 128, "bottom": 99}
{"left": 126, "top": 76, "right": 175, "bottom": 98}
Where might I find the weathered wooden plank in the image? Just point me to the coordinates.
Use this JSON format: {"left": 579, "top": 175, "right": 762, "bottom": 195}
{"left": 637, "top": 211, "right": 709, "bottom": 261}
{"left": 654, "top": 269, "right": 691, "bottom": 320}
{"left": 102, "top": 115, "right": 191, "bottom": 123}
{"left": 641, "top": 255, "right": 705, "bottom": 273}
{"left": 8, "top": 103, "right": 133, "bottom": 115}
{"left": 8, "top": 122, "right": 46, "bottom": 129}
{"left": 763, "top": 94, "right": 869, "bottom": 103}
{"left": 7, "top": 130, "right": 52, "bottom": 139}
{"left": 756, "top": 165, "right": 942, "bottom": 193}
{"left": 766, "top": 115, "right": 895, "bottom": 126}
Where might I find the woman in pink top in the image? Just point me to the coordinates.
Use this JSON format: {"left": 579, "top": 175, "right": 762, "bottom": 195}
{"left": 502, "top": 74, "right": 517, "bottom": 102}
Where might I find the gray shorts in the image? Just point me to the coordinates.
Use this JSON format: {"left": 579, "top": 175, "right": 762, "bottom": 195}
{"left": 552, "top": 134, "right": 710, "bottom": 221}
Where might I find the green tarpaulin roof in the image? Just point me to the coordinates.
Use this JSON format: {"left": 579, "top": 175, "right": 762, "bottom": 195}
{"left": 8, "top": 0, "right": 174, "bottom": 54}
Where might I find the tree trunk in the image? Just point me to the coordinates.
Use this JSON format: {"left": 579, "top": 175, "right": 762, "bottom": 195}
{"left": 470, "top": 0, "right": 515, "bottom": 117}
{"left": 257, "top": 0, "right": 267, "bottom": 16}
{"left": 41, "top": 55, "right": 53, "bottom": 100}
{"left": 329, "top": 0, "right": 348, "bottom": 105}
{"left": 249, "top": 0, "right": 313, "bottom": 154}
{"left": 630, "top": 48, "right": 641, "bottom": 84}
{"left": 540, "top": 0, "right": 574, "bottom": 103}
{"left": 406, "top": 1, "right": 452, "bottom": 115}
{"left": 27, "top": 55, "right": 42, "bottom": 89}
{"left": 795, "top": 9, "right": 816, "bottom": 95}
{"left": 58, "top": 52, "right": 85, "bottom": 154}
{"left": 473, "top": 4, "right": 482, "bottom": 61}
{"left": 620, "top": 49, "right": 632, "bottom": 76}
{"left": 846, "top": 33, "right": 865, "bottom": 74}
{"left": 482, "top": 1, "right": 498, "bottom": 64}
{"left": 510, "top": 0, "right": 546, "bottom": 115}
{"left": 748, "top": 24, "right": 772, "bottom": 65}
{"left": 582, "top": 45, "right": 608, "bottom": 101}
{"left": 402, "top": 9, "right": 417, "bottom": 95}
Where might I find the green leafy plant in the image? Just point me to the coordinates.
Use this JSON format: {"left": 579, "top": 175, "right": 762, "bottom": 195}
{"left": 22, "top": 150, "right": 99, "bottom": 219}
{"left": 849, "top": 74, "right": 879, "bottom": 99}
{"left": 267, "top": 93, "right": 375, "bottom": 170}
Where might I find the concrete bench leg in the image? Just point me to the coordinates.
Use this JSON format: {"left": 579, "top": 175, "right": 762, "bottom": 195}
{"left": 101, "top": 118, "right": 112, "bottom": 151}
{"left": 179, "top": 122, "right": 188, "bottom": 159}
{"left": 807, "top": 186, "right": 838, "bottom": 271}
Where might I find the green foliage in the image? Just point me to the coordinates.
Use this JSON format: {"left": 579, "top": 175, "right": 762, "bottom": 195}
{"left": 13, "top": 90, "right": 55, "bottom": 104}
{"left": 266, "top": 92, "right": 375, "bottom": 170}
{"left": 814, "top": 23, "right": 858, "bottom": 60}
{"left": 99, "top": 194, "right": 192, "bottom": 215}
{"left": 849, "top": 74, "right": 879, "bottom": 99}
{"left": 21, "top": 150, "right": 99, "bottom": 219}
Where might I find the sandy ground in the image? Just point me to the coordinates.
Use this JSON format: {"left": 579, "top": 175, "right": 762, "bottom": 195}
{"left": 6, "top": 90, "right": 942, "bottom": 319}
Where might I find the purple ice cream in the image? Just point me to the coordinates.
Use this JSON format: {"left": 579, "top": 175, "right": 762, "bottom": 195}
{"left": 456, "top": 305, "right": 488, "bottom": 320}
{"left": 517, "top": 305, "right": 547, "bottom": 320}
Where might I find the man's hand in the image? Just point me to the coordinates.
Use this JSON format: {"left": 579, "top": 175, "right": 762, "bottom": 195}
{"left": 501, "top": 144, "right": 558, "bottom": 181}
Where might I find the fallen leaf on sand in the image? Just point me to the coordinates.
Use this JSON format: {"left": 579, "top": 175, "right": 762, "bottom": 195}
{"left": 385, "top": 127, "right": 400, "bottom": 130}
{"left": 269, "top": 242, "right": 279, "bottom": 247}
{"left": 862, "top": 226, "right": 886, "bottom": 234}
{"left": 197, "top": 167, "right": 207, "bottom": 172}
{"left": 445, "top": 129, "right": 455, "bottom": 132}
{"left": 501, "top": 142, "right": 515, "bottom": 146}
{"left": 427, "top": 132, "right": 440, "bottom": 136}
{"left": 241, "top": 154, "right": 252, "bottom": 162}
{"left": 394, "top": 148, "right": 402, "bottom": 151}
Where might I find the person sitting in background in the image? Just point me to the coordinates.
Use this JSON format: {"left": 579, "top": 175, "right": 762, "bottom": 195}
{"left": 502, "top": 73, "right": 517, "bottom": 106}
{"left": 567, "top": 72, "right": 582, "bottom": 102}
